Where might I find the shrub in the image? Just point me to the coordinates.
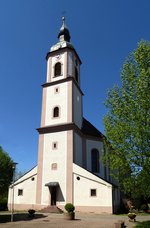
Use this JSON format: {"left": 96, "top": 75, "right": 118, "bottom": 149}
{"left": 0, "top": 197, "right": 8, "bottom": 211}
{"left": 140, "top": 204, "right": 149, "bottom": 211}
{"left": 65, "top": 203, "right": 75, "bottom": 213}
{"left": 129, "top": 205, "right": 136, "bottom": 213}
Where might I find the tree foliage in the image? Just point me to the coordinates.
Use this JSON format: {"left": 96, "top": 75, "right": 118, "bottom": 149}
{"left": 0, "top": 146, "right": 13, "bottom": 197}
{"left": 15, "top": 169, "right": 26, "bottom": 181}
{"left": 103, "top": 40, "right": 150, "bottom": 200}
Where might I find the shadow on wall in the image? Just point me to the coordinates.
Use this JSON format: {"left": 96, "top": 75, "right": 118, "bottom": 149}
{"left": 57, "top": 186, "right": 65, "bottom": 202}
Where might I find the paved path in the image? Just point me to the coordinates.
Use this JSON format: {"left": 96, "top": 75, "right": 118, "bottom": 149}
{"left": 0, "top": 212, "right": 150, "bottom": 228}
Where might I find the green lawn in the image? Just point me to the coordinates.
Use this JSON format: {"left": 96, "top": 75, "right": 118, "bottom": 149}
{"left": 116, "top": 213, "right": 150, "bottom": 216}
{"left": 134, "top": 221, "right": 150, "bottom": 228}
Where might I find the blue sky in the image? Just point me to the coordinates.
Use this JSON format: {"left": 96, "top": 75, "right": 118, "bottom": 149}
{"left": 0, "top": 0, "right": 150, "bottom": 172}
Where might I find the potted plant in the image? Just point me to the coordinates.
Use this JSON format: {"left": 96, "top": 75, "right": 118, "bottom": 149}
{"left": 64, "top": 203, "right": 75, "bottom": 220}
{"left": 28, "top": 209, "right": 35, "bottom": 218}
{"left": 128, "top": 212, "right": 136, "bottom": 221}
{"left": 128, "top": 206, "right": 136, "bottom": 222}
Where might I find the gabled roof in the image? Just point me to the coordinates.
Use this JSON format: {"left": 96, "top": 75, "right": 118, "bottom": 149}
{"left": 73, "top": 163, "right": 118, "bottom": 187}
{"left": 82, "top": 118, "right": 103, "bottom": 139}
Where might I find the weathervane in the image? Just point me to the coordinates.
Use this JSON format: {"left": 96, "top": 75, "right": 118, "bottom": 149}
{"left": 62, "top": 10, "right": 67, "bottom": 17}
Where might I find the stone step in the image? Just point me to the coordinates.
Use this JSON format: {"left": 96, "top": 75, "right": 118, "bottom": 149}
{"left": 40, "top": 206, "right": 63, "bottom": 213}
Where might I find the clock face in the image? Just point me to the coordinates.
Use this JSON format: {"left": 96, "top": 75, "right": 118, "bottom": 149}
{"left": 55, "top": 55, "right": 61, "bottom": 60}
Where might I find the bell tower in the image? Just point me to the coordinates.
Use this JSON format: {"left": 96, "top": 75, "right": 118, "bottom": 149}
{"left": 40, "top": 16, "right": 83, "bottom": 129}
{"left": 36, "top": 17, "right": 83, "bottom": 208}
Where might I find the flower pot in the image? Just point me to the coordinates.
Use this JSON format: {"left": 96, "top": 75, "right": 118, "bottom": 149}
{"left": 64, "top": 212, "right": 75, "bottom": 220}
{"left": 28, "top": 209, "right": 35, "bottom": 219}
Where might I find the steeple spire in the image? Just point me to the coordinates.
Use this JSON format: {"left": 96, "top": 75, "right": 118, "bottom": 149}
{"left": 58, "top": 17, "right": 71, "bottom": 42}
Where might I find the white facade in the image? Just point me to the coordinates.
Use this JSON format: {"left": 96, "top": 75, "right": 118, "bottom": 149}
{"left": 74, "top": 132, "right": 82, "bottom": 166}
{"left": 73, "top": 164, "right": 112, "bottom": 213}
{"left": 44, "top": 83, "right": 68, "bottom": 126}
{"left": 86, "top": 139, "right": 104, "bottom": 177}
{"left": 41, "top": 131, "right": 67, "bottom": 205}
{"left": 8, "top": 167, "right": 37, "bottom": 210}
{"left": 73, "top": 83, "right": 82, "bottom": 128}
{"left": 8, "top": 18, "right": 120, "bottom": 214}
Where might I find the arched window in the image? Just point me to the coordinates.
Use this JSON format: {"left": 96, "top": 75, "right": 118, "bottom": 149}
{"left": 75, "top": 66, "right": 78, "bottom": 82}
{"left": 54, "top": 62, "right": 61, "bottom": 77}
{"left": 91, "top": 149, "right": 99, "bottom": 173}
{"left": 53, "top": 107, "right": 59, "bottom": 118}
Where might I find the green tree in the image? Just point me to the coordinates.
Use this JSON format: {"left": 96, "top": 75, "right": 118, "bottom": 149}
{"left": 103, "top": 40, "right": 150, "bottom": 200}
{"left": 15, "top": 169, "right": 26, "bottom": 181}
{"left": 0, "top": 146, "right": 13, "bottom": 197}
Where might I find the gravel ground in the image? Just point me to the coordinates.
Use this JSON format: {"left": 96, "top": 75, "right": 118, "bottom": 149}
{"left": 0, "top": 212, "right": 150, "bottom": 228}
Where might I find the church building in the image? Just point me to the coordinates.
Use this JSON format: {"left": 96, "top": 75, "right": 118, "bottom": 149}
{"left": 8, "top": 18, "right": 120, "bottom": 214}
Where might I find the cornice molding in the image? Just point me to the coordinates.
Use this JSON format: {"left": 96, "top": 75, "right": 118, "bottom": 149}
{"left": 37, "top": 122, "right": 103, "bottom": 142}
{"left": 42, "top": 77, "right": 84, "bottom": 95}
{"left": 46, "top": 46, "right": 82, "bottom": 64}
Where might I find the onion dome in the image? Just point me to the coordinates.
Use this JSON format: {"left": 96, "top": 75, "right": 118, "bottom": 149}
{"left": 50, "top": 17, "right": 74, "bottom": 52}
{"left": 58, "top": 16, "right": 71, "bottom": 42}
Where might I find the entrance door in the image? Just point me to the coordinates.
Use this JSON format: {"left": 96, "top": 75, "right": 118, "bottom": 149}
{"left": 50, "top": 187, "right": 57, "bottom": 205}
